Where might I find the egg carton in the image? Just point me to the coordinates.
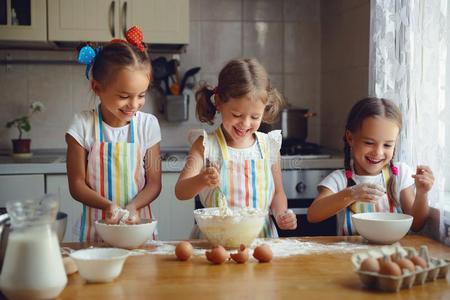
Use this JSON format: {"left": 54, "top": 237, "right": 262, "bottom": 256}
{"left": 351, "top": 243, "right": 450, "bottom": 292}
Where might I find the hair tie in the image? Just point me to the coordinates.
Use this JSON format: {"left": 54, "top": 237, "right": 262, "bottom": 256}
{"left": 345, "top": 170, "right": 353, "bottom": 179}
{"left": 77, "top": 45, "right": 97, "bottom": 79}
{"left": 111, "top": 26, "right": 145, "bottom": 52}
{"left": 391, "top": 165, "right": 398, "bottom": 176}
{"left": 212, "top": 87, "right": 218, "bottom": 95}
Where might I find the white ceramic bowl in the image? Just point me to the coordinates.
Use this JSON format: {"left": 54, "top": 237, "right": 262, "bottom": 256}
{"left": 194, "top": 207, "right": 266, "bottom": 249}
{"left": 351, "top": 212, "right": 413, "bottom": 244}
{"left": 70, "top": 248, "right": 129, "bottom": 283}
{"left": 95, "top": 219, "right": 157, "bottom": 249}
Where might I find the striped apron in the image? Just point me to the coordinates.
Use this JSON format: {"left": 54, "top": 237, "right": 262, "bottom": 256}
{"left": 79, "top": 106, "right": 155, "bottom": 242}
{"left": 342, "top": 166, "right": 402, "bottom": 235}
{"left": 195, "top": 127, "right": 277, "bottom": 238}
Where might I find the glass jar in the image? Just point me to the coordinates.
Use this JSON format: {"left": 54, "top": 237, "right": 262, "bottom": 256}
{"left": 0, "top": 196, "right": 67, "bottom": 300}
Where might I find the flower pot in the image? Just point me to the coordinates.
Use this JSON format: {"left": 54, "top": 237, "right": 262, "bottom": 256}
{"left": 11, "top": 139, "right": 31, "bottom": 154}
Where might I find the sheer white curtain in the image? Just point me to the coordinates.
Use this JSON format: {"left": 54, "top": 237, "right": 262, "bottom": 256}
{"left": 369, "top": 0, "right": 450, "bottom": 245}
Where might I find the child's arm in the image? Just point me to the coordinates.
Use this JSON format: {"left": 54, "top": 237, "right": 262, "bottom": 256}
{"left": 400, "top": 165, "right": 434, "bottom": 231}
{"left": 66, "top": 134, "right": 116, "bottom": 219}
{"left": 270, "top": 159, "right": 297, "bottom": 230}
{"left": 307, "top": 183, "right": 385, "bottom": 223}
{"left": 175, "top": 137, "right": 220, "bottom": 200}
{"left": 125, "top": 143, "right": 162, "bottom": 221}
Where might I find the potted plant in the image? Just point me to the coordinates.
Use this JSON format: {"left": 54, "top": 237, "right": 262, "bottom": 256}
{"left": 6, "top": 101, "right": 45, "bottom": 157}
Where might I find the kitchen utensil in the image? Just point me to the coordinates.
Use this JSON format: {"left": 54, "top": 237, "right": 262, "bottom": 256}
{"left": 0, "top": 198, "right": 67, "bottom": 300}
{"left": 180, "top": 67, "right": 201, "bottom": 93}
{"left": 167, "top": 59, "right": 181, "bottom": 95}
{"left": 205, "top": 158, "right": 227, "bottom": 206}
{"left": 95, "top": 219, "right": 157, "bottom": 249}
{"left": 269, "top": 107, "right": 317, "bottom": 142}
{"left": 193, "top": 207, "right": 266, "bottom": 249}
{"left": 164, "top": 94, "right": 189, "bottom": 122}
{"left": 351, "top": 212, "right": 412, "bottom": 244}
{"left": 70, "top": 248, "right": 129, "bottom": 283}
{"left": 151, "top": 57, "right": 171, "bottom": 95}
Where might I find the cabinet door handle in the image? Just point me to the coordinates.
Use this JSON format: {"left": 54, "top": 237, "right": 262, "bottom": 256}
{"left": 122, "top": 1, "right": 128, "bottom": 37}
{"left": 109, "top": 1, "right": 116, "bottom": 37}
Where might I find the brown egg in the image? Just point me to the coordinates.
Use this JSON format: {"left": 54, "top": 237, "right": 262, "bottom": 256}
{"left": 175, "top": 241, "right": 193, "bottom": 261}
{"left": 379, "top": 257, "right": 402, "bottom": 276}
{"left": 230, "top": 244, "right": 249, "bottom": 264}
{"left": 359, "top": 257, "right": 380, "bottom": 273}
{"left": 392, "top": 257, "right": 415, "bottom": 273}
{"left": 410, "top": 255, "right": 428, "bottom": 268}
{"left": 253, "top": 244, "right": 273, "bottom": 263}
{"left": 205, "top": 245, "right": 229, "bottom": 264}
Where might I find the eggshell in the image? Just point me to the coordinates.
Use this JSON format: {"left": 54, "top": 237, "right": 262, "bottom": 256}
{"left": 253, "top": 244, "right": 273, "bottom": 263}
{"left": 392, "top": 257, "right": 415, "bottom": 273}
{"left": 410, "top": 255, "right": 427, "bottom": 268}
{"left": 359, "top": 257, "right": 380, "bottom": 273}
{"left": 379, "top": 259, "right": 402, "bottom": 276}
{"left": 175, "top": 241, "right": 193, "bottom": 261}
{"left": 230, "top": 244, "right": 249, "bottom": 264}
{"left": 205, "top": 245, "right": 229, "bottom": 264}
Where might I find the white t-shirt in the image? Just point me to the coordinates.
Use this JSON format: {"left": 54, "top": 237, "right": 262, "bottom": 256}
{"left": 66, "top": 110, "right": 161, "bottom": 154}
{"left": 188, "top": 129, "right": 282, "bottom": 165}
{"left": 318, "top": 162, "right": 415, "bottom": 234}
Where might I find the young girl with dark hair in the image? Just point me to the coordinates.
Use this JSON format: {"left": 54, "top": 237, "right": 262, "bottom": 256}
{"left": 307, "top": 97, "right": 434, "bottom": 235}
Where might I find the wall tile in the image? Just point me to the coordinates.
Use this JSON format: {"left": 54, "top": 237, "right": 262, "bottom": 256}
{"left": 284, "top": 21, "right": 321, "bottom": 73}
{"left": 200, "top": 22, "right": 242, "bottom": 73}
{"left": 284, "top": 0, "right": 320, "bottom": 22}
{"left": 243, "top": 0, "right": 283, "bottom": 21}
{"left": 243, "top": 22, "right": 283, "bottom": 73}
{"left": 197, "top": 0, "right": 242, "bottom": 21}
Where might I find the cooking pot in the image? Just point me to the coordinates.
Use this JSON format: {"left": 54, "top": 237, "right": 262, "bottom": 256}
{"left": 261, "top": 107, "right": 316, "bottom": 142}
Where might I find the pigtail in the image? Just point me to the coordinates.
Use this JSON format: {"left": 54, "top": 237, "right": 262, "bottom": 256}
{"left": 343, "top": 139, "right": 356, "bottom": 187}
{"left": 263, "top": 84, "right": 285, "bottom": 123}
{"left": 388, "top": 159, "right": 400, "bottom": 208}
{"left": 195, "top": 81, "right": 217, "bottom": 125}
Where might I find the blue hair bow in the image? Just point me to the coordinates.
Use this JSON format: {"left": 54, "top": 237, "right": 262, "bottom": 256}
{"left": 77, "top": 45, "right": 102, "bottom": 80}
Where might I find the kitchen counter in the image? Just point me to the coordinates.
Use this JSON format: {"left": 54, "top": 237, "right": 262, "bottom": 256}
{"left": 53, "top": 235, "right": 449, "bottom": 299}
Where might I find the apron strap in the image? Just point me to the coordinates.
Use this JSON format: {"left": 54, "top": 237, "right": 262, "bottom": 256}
{"left": 255, "top": 132, "right": 269, "bottom": 160}
{"left": 382, "top": 166, "right": 395, "bottom": 212}
{"left": 215, "top": 126, "right": 229, "bottom": 160}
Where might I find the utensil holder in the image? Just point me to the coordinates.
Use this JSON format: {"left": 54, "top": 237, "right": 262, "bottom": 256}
{"left": 164, "top": 94, "right": 189, "bottom": 122}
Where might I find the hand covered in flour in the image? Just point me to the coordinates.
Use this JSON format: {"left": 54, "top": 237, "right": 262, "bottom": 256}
{"left": 124, "top": 204, "right": 141, "bottom": 225}
{"left": 200, "top": 160, "right": 220, "bottom": 188}
{"left": 104, "top": 203, "right": 124, "bottom": 224}
{"left": 347, "top": 183, "right": 385, "bottom": 204}
{"left": 275, "top": 209, "right": 297, "bottom": 230}
{"left": 412, "top": 165, "right": 434, "bottom": 195}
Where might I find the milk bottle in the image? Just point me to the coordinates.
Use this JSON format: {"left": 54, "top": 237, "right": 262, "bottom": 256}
{"left": 0, "top": 197, "right": 67, "bottom": 300}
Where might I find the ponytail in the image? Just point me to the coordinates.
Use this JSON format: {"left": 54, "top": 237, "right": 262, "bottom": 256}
{"left": 343, "top": 139, "right": 356, "bottom": 187}
{"left": 388, "top": 160, "right": 400, "bottom": 208}
{"left": 195, "top": 81, "right": 217, "bottom": 125}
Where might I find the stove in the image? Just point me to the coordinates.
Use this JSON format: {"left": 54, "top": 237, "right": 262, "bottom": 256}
{"left": 280, "top": 139, "right": 331, "bottom": 159}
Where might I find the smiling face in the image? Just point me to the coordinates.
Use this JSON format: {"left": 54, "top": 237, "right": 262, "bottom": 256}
{"left": 93, "top": 67, "right": 150, "bottom": 127}
{"left": 346, "top": 116, "right": 400, "bottom": 176}
{"left": 216, "top": 95, "right": 266, "bottom": 148}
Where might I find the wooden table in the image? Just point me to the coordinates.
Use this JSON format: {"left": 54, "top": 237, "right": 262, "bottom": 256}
{"left": 57, "top": 236, "right": 450, "bottom": 299}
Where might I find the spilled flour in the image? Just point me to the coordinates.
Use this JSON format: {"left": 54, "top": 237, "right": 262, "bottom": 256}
{"left": 138, "top": 238, "right": 374, "bottom": 258}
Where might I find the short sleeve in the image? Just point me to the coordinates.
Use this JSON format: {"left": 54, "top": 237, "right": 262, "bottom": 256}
{"left": 66, "top": 111, "right": 94, "bottom": 150}
{"left": 134, "top": 112, "right": 161, "bottom": 153}
{"left": 397, "top": 162, "right": 415, "bottom": 191}
{"left": 318, "top": 170, "right": 347, "bottom": 193}
{"left": 268, "top": 130, "right": 282, "bottom": 165}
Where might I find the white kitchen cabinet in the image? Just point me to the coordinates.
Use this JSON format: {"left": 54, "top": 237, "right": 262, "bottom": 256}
{"left": 46, "top": 174, "right": 82, "bottom": 242}
{"left": 0, "top": 0, "right": 47, "bottom": 41}
{"left": 0, "top": 174, "right": 45, "bottom": 207}
{"left": 48, "top": 0, "right": 189, "bottom": 44}
{"left": 151, "top": 172, "right": 194, "bottom": 241}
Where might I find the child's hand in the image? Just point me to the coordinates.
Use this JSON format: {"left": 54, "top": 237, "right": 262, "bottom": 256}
{"left": 104, "top": 204, "right": 123, "bottom": 224}
{"left": 200, "top": 165, "right": 220, "bottom": 188}
{"left": 125, "top": 204, "right": 141, "bottom": 225}
{"left": 412, "top": 165, "right": 434, "bottom": 195}
{"left": 348, "top": 183, "right": 385, "bottom": 203}
{"left": 275, "top": 209, "right": 297, "bottom": 230}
